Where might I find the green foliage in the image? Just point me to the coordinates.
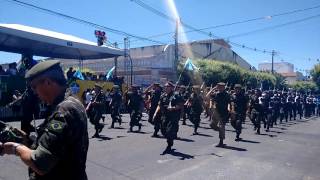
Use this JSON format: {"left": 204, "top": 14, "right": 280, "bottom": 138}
{"left": 178, "top": 58, "right": 287, "bottom": 90}
{"left": 289, "top": 81, "right": 318, "bottom": 93}
{"left": 310, "top": 64, "right": 320, "bottom": 87}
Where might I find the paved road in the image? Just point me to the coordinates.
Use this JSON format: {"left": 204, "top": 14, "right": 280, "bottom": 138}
{"left": 1, "top": 114, "right": 320, "bottom": 180}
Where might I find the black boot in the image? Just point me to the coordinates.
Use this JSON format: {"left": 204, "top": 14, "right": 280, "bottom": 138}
{"left": 216, "top": 139, "right": 224, "bottom": 147}
{"left": 138, "top": 123, "right": 142, "bottom": 132}
{"left": 127, "top": 126, "right": 133, "bottom": 133}
{"left": 235, "top": 134, "right": 241, "bottom": 141}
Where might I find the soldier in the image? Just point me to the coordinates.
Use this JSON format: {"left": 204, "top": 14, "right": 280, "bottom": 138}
{"left": 179, "top": 85, "right": 190, "bottom": 125}
{"left": 249, "top": 89, "right": 263, "bottom": 134}
{"left": 127, "top": 85, "right": 144, "bottom": 132}
{"left": 86, "top": 84, "right": 105, "bottom": 138}
{"left": 109, "top": 85, "right": 122, "bottom": 128}
{"left": 295, "top": 93, "right": 303, "bottom": 119}
{"left": 0, "top": 60, "right": 89, "bottom": 180}
{"left": 145, "top": 83, "right": 162, "bottom": 137}
{"left": 153, "top": 82, "right": 183, "bottom": 154}
{"left": 186, "top": 85, "right": 203, "bottom": 135}
{"left": 230, "top": 84, "right": 248, "bottom": 141}
{"left": 210, "top": 82, "right": 231, "bottom": 147}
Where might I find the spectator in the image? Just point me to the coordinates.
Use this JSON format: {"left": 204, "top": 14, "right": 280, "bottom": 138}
{"left": 66, "top": 67, "right": 74, "bottom": 81}
{"left": 0, "top": 65, "right": 7, "bottom": 75}
{"left": 6, "top": 62, "right": 18, "bottom": 76}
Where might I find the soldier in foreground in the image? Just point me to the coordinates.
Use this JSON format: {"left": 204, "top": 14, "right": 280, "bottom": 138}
{"left": 86, "top": 84, "right": 105, "bottom": 138}
{"left": 110, "top": 85, "right": 122, "bottom": 128}
{"left": 0, "top": 60, "right": 89, "bottom": 180}
{"left": 186, "top": 86, "right": 203, "bottom": 135}
{"left": 210, "top": 82, "right": 231, "bottom": 147}
{"left": 230, "top": 84, "right": 248, "bottom": 141}
{"left": 153, "top": 82, "right": 183, "bottom": 154}
{"left": 127, "top": 85, "right": 144, "bottom": 132}
{"left": 145, "top": 83, "right": 162, "bottom": 137}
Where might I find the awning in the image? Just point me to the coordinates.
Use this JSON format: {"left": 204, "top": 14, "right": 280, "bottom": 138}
{"left": 0, "top": 24, "right": 123, "bottom": 59}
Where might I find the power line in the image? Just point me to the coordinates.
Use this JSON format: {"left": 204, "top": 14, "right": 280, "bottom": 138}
{"left": 131, "top": 0, "right": 320, "bottom": 54}
{"left": 5, "top": 0, "right": 167, "bottom": 45}
{"left": 130, "top": 0, "right": 271, "bottom": 54}
{"left": 226, "top": 14, "right": 320, "bottom": 39}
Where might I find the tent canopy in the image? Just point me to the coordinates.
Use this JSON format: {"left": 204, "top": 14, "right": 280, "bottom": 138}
{"left": 0, "top": 24, "right": 123, "bottom": 59}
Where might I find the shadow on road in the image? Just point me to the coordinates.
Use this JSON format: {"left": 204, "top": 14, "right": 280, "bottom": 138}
{"left": 268, "top": 130, "right": 284, "bottom": 134}
{"left": 192, "top": 133, "right": 213, "bottom": 137}
{"left": 238, "top": 139, "right": 260, "bottom": 144}
{"left": 94, "top": 135, "right": 113, "bottom": 141}
{"left": 169, "top": 149, "right": 195, "bottom": 160}
{"left": 176, "top": 137, "right": 195, "bottom": 142}
{"left": 258, "top": 133, "right": 277, "bottom": 138}
{"left": 217, "top": 145, "right": 247, "bottom": 151}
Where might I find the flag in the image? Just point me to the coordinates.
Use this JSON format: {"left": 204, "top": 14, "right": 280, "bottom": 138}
{"left": 73, "top": 69, "right": 84, "bottom": 80}
{"left": 184, "top": 58, "right": 199, "bottom": 71}
{"left": 106, "top": 66, "right": 115, "bottom": 80}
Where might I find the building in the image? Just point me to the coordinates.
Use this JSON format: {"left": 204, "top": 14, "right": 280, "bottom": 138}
{"left": 58, "top": 39, "right": 252, "bottom": 86}
{"left": 258, "top": 62, "right": 294, "bottom": 74}
{"left": 258, "top": 62, "right": 308, "bottom": 84}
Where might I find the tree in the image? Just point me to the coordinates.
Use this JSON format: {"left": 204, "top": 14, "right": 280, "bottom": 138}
{"left": 310, "top": 64, "right": 320, "bottom": 87}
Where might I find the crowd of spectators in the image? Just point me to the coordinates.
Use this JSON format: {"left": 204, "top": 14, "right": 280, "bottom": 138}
{"left": 0, "top": 63, "right": 19, "bottom": 76}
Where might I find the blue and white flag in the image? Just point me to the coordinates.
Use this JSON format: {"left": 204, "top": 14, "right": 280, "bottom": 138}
{"left": 184, "top": 58, "right": 199, "bottom": 71}
{"left": 106, "top": 66, "right": 115, "bottom": 80}
{"left": 73, "top": 69, "right": 84, "bottom": 80}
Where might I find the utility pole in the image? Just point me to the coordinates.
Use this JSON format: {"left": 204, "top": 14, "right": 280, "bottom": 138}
{"left": 174, "top": 19, "right": 179, "bottom": 81}
{"left": 271, "top": 50, "right": 275, "bottom": 74}
{"left": 124, "top": 37, "right": 132, "bottom": 86}
{"left": 114, "top": 42, "right": 118, "bottom": 77}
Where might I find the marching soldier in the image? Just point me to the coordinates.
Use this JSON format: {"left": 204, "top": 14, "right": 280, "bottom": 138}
{"left": 210, "top": 82, "right": 231, "bottom": 147}
{"left": 109, "top": 85, "right": 122, "bottom": 128}
{"left": 153, "top": 82, "right": 183, "bottom": 154}
{"left": 179, "top": 85, "right": 190, "bottom": 125}
{"left": 145, "top": 83, "right": 163, "bottom": 137}
{"left": 86, "top": 84, "right": 105, "bottom": 138}
{"left": 249, "top": 89, "right": 263, "bottom": 134}
{"left": 127, "top": 85, "right": 144, "bottom": 132}
{"left": 230, "top": 84, "right": 248, "bottom": 141}
{"left": 186, "top": 86, "right": 203, "bottom": 135}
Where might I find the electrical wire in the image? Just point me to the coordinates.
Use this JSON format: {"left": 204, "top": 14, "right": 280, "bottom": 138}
{"left": 4, "top": 0, "right": 167, "bottom": 45}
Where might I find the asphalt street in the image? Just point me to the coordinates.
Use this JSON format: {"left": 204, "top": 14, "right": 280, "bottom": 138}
{"left": 0, "top": 114, "right": 320, "bottom": 180}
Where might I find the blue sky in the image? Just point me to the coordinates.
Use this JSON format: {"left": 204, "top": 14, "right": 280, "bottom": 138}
{"left": 0, "top": 0, "right": 319, "bottom": 74}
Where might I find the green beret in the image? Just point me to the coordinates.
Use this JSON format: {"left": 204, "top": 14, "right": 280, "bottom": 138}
{"left": 25, "top": 60, "right": 60, "bottom": 80}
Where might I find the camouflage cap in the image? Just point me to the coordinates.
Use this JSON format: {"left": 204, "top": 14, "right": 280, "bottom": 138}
{"left": 25, "top": 60, "right": 60, "bottom": 80}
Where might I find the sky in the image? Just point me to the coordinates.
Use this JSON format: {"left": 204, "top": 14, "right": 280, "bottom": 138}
{"left": 0, "top": 0, "right": 319, "bottom": 75}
